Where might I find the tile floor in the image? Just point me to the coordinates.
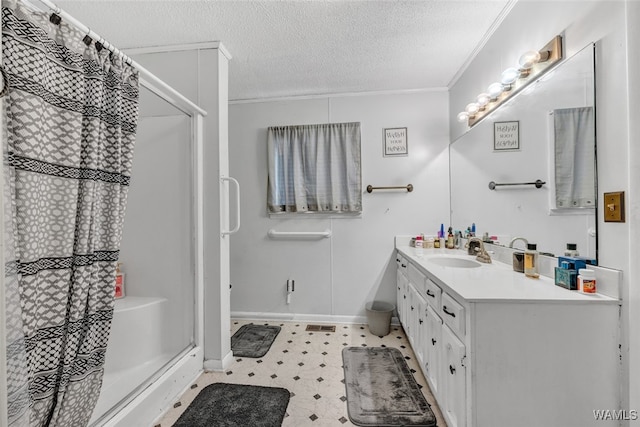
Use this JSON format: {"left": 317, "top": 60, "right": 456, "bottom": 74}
{"left": 156, "top": 319, "right": 446, "bottom": 426}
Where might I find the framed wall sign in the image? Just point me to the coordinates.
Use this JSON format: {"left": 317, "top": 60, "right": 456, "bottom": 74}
{"left": 494, "top": 121, "right": 519, "bottom": 151}
{"left": 383, "top": 127, "right": 408, "bottom": 156}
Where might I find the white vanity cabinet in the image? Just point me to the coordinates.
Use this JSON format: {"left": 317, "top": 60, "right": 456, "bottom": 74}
{"left": 395, "top": 246, "right": 620, "bottom": 427}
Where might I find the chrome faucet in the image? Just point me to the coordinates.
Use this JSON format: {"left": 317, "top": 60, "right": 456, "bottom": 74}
{"left": 508, "top": 237, "right": 529, "bottom": 249}
{"left": 466, "top": 237, "right": 492, "bottom": 263}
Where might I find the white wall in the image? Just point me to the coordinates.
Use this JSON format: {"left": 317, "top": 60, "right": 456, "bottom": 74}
{"left": 229, "top": 90, "right": 449, "bottom": 320}
{"left": 450, "top": 0, "right": 635, "bottom": 417}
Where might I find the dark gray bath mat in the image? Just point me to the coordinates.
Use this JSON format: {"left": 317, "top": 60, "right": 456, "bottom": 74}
{"left": 231, "top": 324, "right": 281, "bottom": 357}
{"left": 173, "top": 383, "right": 290, "bottom": 427}
{"left": 342, "top": 347, "right": 437, "bottom": 426}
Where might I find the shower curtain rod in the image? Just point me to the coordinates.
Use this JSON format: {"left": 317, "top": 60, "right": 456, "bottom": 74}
{"left": 28, "top": 0, "right": 207, "bottom": 117}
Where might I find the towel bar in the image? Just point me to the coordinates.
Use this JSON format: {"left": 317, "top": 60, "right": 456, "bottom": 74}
{"left": 366, "top": 184, "right": 413, "bottom": 193}
{"left": 267, "top": 229, "right": 332, "bottom": 239}
{"left": 488, "top": 180, "right": 545, "bottom": 190}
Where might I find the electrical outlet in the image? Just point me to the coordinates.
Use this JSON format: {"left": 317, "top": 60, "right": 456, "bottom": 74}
{"left": 604, "top": 191, "right": 625, "bottom": 223}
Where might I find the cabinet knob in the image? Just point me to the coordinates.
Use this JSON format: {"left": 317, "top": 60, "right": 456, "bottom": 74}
{"left": 401, "top": 264, "right": 407, "bottom": 268}
{"left": 411, "top": 306, "right": 414, "bottom": 311}
{"left": 443, "top": 306, "right": 456, "bottom": 317}
{"left": 396, "top": 258, "right": 400, "bottom": 262}
{"left": 432, "top": 338, "right": 436, "bottom": 346}
{"left": 419, "top": 319, "right": 423, "bottom": 324}
{"left": 449, "top": 365, "right": 456, "bottom": 375}
{"left": 403, "top": 295, "right": 406, "bottom": 299}
{"left": 426, "top": 290, "right": 435, "bottom": 298}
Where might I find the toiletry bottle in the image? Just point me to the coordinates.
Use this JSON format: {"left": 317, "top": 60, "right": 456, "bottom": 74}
{"left": 446, "top": 227, "right": 454, "bottom": 249}
{"left": 426, "top": 237, "right": 434, "bottom": 249}
{"left": 415, "top": 236, "right": 424, "bottom": 257}
{"left": 564, "top": 243, "right": 579, "bottom": 257}
{"left": 115, "top": 262, "right": 125, "bottom": 298}
{"left": 434, "top": 232, "right": 441, "bottom": 248}
{"left": 578, "top": 269, "right": 596, "bottom": 294}
{"left": 524, "top": 243, "right": 539, "bottom": 279}
{"left": 471, "top": 223, "right": 476, "bottom": 237}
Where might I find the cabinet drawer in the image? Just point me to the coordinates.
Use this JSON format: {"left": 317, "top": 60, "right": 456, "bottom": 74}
{"left": 424, "top": 278, "right": 442, "bottom": 310}
{"left": 396, "top": 254, "right": 408, "bottom": 273}
{"left": 441, "top": 293, "right": 465, "bottom": 337}
{"left": 407, "top": 263, "right": 425, "bottom": 291}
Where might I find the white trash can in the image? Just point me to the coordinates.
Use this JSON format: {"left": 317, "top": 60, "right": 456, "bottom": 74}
{"left": 365, "top": 301, "right": 395, "bottom": 337}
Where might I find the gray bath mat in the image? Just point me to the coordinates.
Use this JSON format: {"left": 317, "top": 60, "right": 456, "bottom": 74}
{"left": 173, "top": 383, "right": 290, "bottom": 427}
{"left": 342, "top": 347, "right": 437, "bottom": 426}
{"left": 231, "top": 324, "right": 281, "bottom": 358}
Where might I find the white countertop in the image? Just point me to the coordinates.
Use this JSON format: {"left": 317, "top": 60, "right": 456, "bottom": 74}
{"left": 396, "top": 245, "right": 618, "bottom": 304}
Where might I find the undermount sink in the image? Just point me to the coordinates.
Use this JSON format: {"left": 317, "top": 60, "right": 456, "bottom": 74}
{"left": 427, "top": 256, "right": 482, "bottom": 269}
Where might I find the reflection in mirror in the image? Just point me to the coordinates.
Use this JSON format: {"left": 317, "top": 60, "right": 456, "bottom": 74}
{"left": 450, "top": 44, "right": 596, "bottom": 260}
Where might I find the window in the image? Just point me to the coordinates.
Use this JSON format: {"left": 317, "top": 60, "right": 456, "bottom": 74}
{"left": 267, "top": 122, "right": 362, "bottom": 214}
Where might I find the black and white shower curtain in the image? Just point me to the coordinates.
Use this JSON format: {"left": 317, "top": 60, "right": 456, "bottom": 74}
{"left": 2, "top": 0, "right": 139, "bottom": 425}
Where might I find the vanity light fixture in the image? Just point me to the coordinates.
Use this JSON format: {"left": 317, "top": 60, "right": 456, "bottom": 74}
{"left": 457, "top": 35, "right": 563, "bottom": 127}
{"left": 500, "top": 67, "right": 520, "bottom": 87}
{"left": 465, "top": 102, "right": 480, "bottom": 118}
{"left": 487, "top": 82, "right": 504, "bottom": 100}
{"left": 476, "top": 93, "right": 491, "bottom": 110}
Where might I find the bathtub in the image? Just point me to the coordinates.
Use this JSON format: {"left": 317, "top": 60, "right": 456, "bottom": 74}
{"left": 90, "top": 296, "right": 173, "bottom": 425}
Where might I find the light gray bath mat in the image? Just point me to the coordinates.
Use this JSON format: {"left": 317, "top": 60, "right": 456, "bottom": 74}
{"left": 173, "top": 383, "right": 290, "bottom": 427}
{"left": 342, "top": 347, "right": 437, "bottom": 426}
{"left": 231, "top": 324, "right": 281, "bottom": 358}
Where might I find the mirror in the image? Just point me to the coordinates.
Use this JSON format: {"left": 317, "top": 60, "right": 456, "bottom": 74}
{"left": 450, "top": 44, "right": 597, "bottom": 260}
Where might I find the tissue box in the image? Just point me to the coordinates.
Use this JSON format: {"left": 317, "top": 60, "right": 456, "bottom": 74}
{"left": 555, "top": 267, "right": 577, "bottom": 290}
{"left": 557, "top": 256, "right": 597, "bottom": 271}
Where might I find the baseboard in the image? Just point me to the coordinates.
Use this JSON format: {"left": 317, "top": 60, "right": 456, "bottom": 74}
{"left": 231, "top": 311, "right": 400, "bottom": 326}
{"left": 203, "top": 350, "right": 234, "bottom": 372}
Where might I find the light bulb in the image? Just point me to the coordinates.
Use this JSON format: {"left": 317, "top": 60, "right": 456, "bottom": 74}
{"left": 518, "top": 50, "right": 541, "bottom": 70}
{"left": 457, "top": 111, "right": 469, "bottom": 122}
{"left": 465, "top": 103, "right": 480, "bottom": 115}
{"left": 501, "top": 67, "right": 520, "bottom": 85}
{"left": 476, "top": 93, "right": 491, "bottom": 108}
{"left": 487, "top": 82, "right": 504, "bottom": 99}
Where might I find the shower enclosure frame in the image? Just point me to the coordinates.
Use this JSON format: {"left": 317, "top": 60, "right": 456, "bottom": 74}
{"left": 0, "top": 3, "right": 209, "bottom": 424}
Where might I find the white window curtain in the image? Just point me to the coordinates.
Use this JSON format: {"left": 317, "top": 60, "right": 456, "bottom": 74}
{"left": 267, "top": 122, "right": 362, "bottom": 214}
{"left": 553, "top": 107, "right": 595, "bottom": 208}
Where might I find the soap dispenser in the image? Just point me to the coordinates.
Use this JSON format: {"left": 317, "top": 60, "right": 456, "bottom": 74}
{"left": 524, "top": 243, "right": 539, "bottom": 279}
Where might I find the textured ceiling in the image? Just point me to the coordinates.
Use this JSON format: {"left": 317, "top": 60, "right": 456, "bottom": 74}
{"left": 53, "top": 0, "right": 512, "bottom": 101}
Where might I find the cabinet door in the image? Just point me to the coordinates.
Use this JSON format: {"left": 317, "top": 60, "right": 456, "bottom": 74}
{"left": 402, "top": 278, "right": 410, "bottom": 333}
{"left": 424, "top": 305, "right": 442, "bottom": 395}
{"left": 406, "top": 282, "right": 416, "bottom": 341}
{"left": 413, "top": 290, "right": 427, "bottom": 366}
{"left": 396, "top": 269, "right": 404, "bottom": 324}
{"left": 396, "top": 269, "right": 409, "bottom": 326}
{"left": 442, "top": 324, "right": 467, "bottom": 427}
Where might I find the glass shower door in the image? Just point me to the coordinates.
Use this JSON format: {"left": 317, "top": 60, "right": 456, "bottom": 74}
{"left": 90, "top": 89, "right": 196, "bottom": 424}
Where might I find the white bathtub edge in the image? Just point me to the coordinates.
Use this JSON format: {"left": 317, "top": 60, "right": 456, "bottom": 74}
{"left": 103, "top": 346, "right": 203, "bottom": 427}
